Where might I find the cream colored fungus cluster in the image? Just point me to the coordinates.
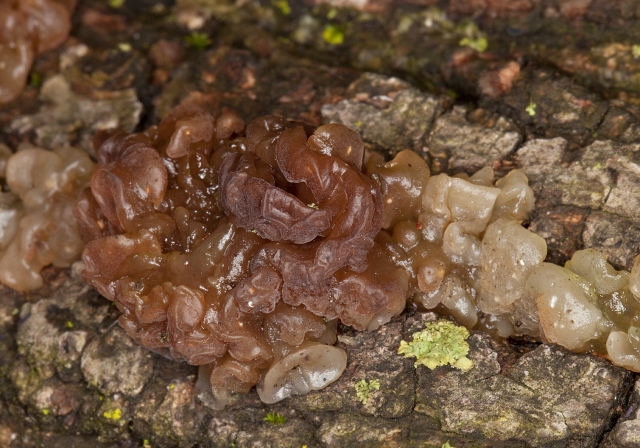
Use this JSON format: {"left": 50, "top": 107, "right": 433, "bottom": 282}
{"left": 0, "top": 144, "right": 94, "bottom": 290}
{"left": 374, "top": 150, "right": 640, "bottom": 371}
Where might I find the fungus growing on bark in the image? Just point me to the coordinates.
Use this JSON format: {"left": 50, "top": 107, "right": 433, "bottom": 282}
{"left": 257, "top": 341, "right": 348, "bottom": 404}
{"left": 17, "top": 100, "right": 630, "bottom": 405}
{"left": 0, "top": 144, "right": 93, "bottom": 291}
{"left": 75, "top": 105, "right": 406, "bottom": 407}
{"left": 377, "top": 154, "right": 640, "bottom": 370}
{"left": 0, "top": 0, "right": 77, "bottom": 103}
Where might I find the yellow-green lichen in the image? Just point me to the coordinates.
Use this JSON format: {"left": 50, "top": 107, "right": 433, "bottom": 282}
{"left": 326, "top": 8, "right": 338, "bottom": 19}
{"left": 458, "top": 22, "right": 488, "bottom": 52}
{"left": 273, "top": 0, "right": 291, "bottom": 15}
{"left": 459, "top": 36, "right": 488, "bottom": 52}
{"left": 103, "top": 408, "right": 123, "bottom": 420}
{"left": 355, "top": 379, "right": 380, "bottom": 404}
{"left": 398, "top": 320, "right": 473, "bottom": 371}
{"left": 322, "top": 25, "right": 344, "bottom": 46}
{"left": 526, "top": 102, "right": 537, "bottom": 116}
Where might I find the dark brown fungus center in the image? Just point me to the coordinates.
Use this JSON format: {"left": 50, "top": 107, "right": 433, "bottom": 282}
{"left": 75, "top": 105, "right": 407, "bottom": 407}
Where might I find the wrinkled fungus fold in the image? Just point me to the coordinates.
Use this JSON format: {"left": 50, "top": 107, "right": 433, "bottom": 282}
{"left": 70, "top": 103, "right": 640, "bottom": 407}
{"left": 0, "top": 0, "right": 77, "bottom": 103}
{"left": 76, "top": 105, "right": 407, "bottom": 407}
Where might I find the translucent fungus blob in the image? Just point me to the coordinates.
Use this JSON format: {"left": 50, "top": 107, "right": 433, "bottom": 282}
{"left": 0, "top": 144, "right": 93, "bottom": 291}
{"left": 0, "top": 0, "right": 77, "bottom": 103}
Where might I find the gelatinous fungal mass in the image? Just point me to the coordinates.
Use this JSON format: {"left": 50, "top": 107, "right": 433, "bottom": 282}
{"left": 76, "top": 103, "right": 640, "bottom": 406}
{"left": 376, "top": 160, "right": 640, "bottom": 373}
{"left": 76, "top": 105, "right": 407, "bottom": 407}
{"left": 0, "top": 144, "right": 94, "bottom": 291}
{"left": 0, "top": 0, "right": 77, "bottom": 103}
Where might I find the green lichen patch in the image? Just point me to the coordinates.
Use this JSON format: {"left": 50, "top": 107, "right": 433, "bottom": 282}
{"left": 355, "top": 379, "right": 380, "bottom": 404}
{"left": 322, "top": 25, "right": 345, "bottom": 46}
{"left": 459, "top": 35, "right": 488, "bottom": 52}
{"left": 273, "top": 0, "right": 291, "bottom": 15}
{"left": 398, "top": 320, "right": 473, "bottom": 371}
{"left": 103, "top": 408, "right": 123, "bottom": 421}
